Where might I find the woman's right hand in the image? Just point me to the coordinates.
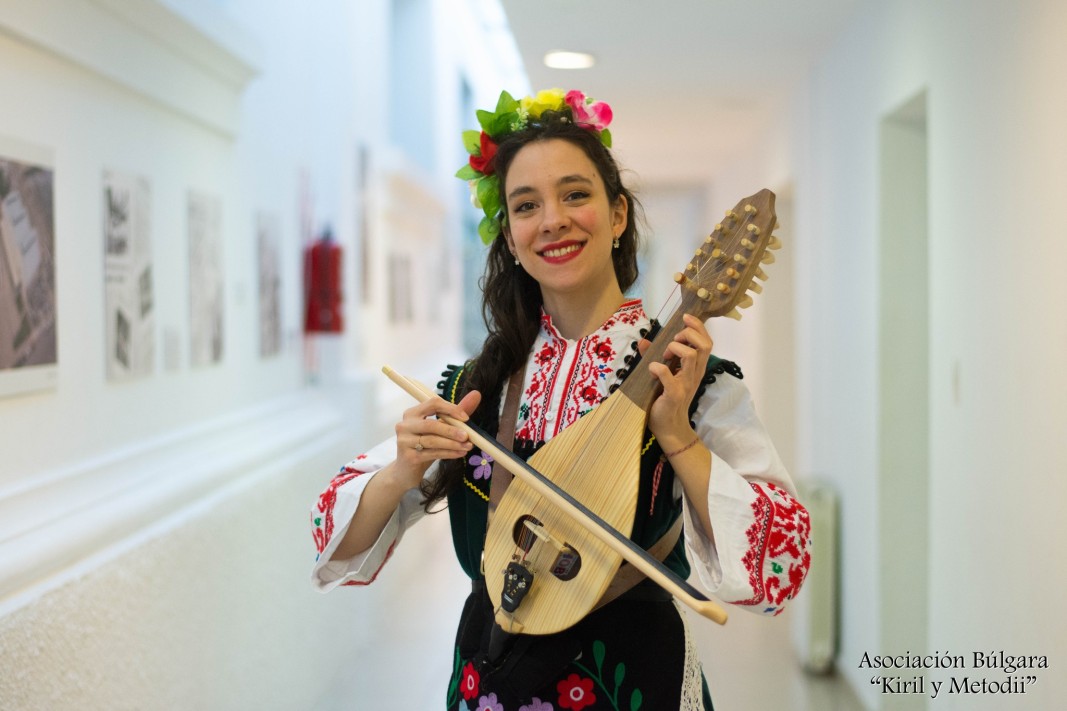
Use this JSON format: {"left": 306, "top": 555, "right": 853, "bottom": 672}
{"left": 392, "top": 390, "right": 482, "bottom": 486}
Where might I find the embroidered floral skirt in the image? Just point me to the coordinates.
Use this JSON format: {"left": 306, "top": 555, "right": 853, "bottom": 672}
{"left": 446, "top": 581, "right": 714, "bottom": 711}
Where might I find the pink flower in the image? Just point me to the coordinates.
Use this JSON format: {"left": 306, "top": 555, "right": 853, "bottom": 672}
{"left": 519, "top": 698, "right": 555, "bottom": 711}
{"left": 564, "top": 90, "right": 613, "bottom": 132}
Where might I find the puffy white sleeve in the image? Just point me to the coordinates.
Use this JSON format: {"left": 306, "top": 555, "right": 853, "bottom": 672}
{"left": 679, "top": 373, "right": 812, "bottom": 616}
{"left": 309, "top": 437, "right": 436, "bottom": 592}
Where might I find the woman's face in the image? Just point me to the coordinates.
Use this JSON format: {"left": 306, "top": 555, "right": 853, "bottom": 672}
{"left": 503, "top": 138, "right": 628, "bottom": 307}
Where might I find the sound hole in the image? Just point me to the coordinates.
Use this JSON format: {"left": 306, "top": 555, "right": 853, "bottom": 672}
{"left": 512, "top": 514, "right": 543, "bottom": 553}
{"left": 550, "top": 545, "right": 581, "bottom": 581}
{"left": 511, "top": 515, "right": 582, "bottom": 581}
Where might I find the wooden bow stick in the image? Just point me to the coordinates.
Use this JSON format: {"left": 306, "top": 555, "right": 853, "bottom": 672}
{"left": 382, "top": 365, "right": 728, "bottom": 626}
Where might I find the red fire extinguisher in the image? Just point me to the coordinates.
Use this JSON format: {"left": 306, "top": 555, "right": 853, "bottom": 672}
{"left": 303, "top": 228, "right": 343, "bottom": 333}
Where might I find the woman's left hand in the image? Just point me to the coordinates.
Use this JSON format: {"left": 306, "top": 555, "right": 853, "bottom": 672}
{"left": 642, "top": 313, "right": 713, "bottom": 452}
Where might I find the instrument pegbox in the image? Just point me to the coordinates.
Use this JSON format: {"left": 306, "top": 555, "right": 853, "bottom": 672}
{"left": 678, "top": 188, "right": 776, "bottom": 322}
{"left": 675, "top": 272, "right": 718, "bottom": 303}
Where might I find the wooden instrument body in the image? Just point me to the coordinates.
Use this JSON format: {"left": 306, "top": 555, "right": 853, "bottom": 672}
{"left": 484, "top": 392, "right": 646, "bottom": 634}
{"left": 481, "top": 189, "right": 779, "bottom": 635}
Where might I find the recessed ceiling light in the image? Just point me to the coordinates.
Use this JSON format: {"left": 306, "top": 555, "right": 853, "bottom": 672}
{"left": 544, "top": 51, "right": 595, "bottom": 69}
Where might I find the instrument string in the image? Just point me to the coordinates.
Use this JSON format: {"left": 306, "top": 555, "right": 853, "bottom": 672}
{"left": 689, "top": 211, "right": 758, "bottom": 302}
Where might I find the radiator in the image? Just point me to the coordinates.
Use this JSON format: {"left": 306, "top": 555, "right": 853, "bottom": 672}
{"left": 790, "top": 478, "right": 838, "bottom": 673}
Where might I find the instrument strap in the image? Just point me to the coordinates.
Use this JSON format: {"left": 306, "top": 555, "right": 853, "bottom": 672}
{"left": 485, "top": 366, "right": 684, "bottom": 609}
{"left": 488, "top": 367, "right": 526, "bottom": 514}
{"left": 593, "top": 514, "right": 682, "bottom": 611}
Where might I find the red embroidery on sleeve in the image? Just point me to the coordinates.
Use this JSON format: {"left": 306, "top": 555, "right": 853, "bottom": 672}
{"left": 312, "top": 467, "right": 367, "bottom": 555}
{"left": 733, "top": 482, "right": 812, "bottom": 614}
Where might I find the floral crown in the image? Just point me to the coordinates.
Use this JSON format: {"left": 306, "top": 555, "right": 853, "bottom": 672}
{"left": 455, "top": 88, "right": 614, "bottom": 244}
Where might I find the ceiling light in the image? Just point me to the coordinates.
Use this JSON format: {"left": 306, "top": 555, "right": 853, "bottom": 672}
{"left": 544, "top": 51, "right": 595, "bottom": 69}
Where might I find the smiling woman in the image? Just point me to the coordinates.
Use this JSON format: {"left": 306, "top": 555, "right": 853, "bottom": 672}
{"left": 310, "top": 89, "right": 811, "bottom": 711}
{"left": 501, "top": 140, "right": 628, "bottom": 335}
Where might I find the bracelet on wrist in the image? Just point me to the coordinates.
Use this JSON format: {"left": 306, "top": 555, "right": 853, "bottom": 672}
{"left": 663, "top": 437, "right": 700, "bottom": 459}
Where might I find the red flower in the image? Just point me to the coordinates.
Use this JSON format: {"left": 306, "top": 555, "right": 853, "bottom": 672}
{"left": 461, "top": 662, "right": 480, "bottom": 701}
{"left": 594, "top": 341, "right": 614, "bottom": 361}
{"left": 469, "top": 132, "right": 498, "bottom": 175}
{"left": 580, "top": 385, "right": 599, "bottom": 404}
{"left": 535, "top": 343, "right": 556, "bottom": 366}
{"left": 557, "top": 673, "right": 596, "bottom": 710}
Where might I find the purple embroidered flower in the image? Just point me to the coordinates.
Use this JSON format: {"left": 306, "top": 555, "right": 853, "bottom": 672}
{"left": 519, "top": 698, "right": 555, "bottom": 711}
{"left": 469, "top": 451, "right": 493, "bottom": 480}
{"left": 476, "top": 693, "right": 504, "bottom": 711}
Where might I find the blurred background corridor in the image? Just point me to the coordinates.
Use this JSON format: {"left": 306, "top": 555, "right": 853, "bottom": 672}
{"left": 1, "top": 0, "right": 1064, "bottom": 709}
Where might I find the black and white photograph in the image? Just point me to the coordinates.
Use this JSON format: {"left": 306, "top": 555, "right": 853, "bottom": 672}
{"left": 256, "top": 210, "right": 282, "bottom": 358}
{"left": 103, "top": 170, "right": 154, "bottom": 381}
{"left": 188, "top": 190, "right": 224, "bottom": 367}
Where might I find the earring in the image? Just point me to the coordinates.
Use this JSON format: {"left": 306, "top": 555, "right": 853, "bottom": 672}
{"left": 613, "top": 237, "right": 620, "bottom": 249}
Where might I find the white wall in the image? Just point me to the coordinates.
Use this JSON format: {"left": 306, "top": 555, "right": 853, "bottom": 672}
{"left": 0, "top": 0, "right": 525, "bottom": 707}
{"left": 712, "top": 0, "right": 1067, "bottom": 707}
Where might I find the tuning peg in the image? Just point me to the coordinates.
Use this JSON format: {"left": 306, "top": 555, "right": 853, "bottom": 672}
{"left": 704, "top": 235, "right": 715, "bottom": 245}
{"left": 716, "top": 283, "right": 730, "bottom": 293}
{"left": 685, "top": 262, "right": 697, "bottom": 273}
{"left": 748, "top": 282, "right": 764, "bottom": 294}
{"left": 711, "top": 248, "right": 723, "bottom": 259}
{"left": 733, "top": 254, "right": 748, "bottom": 266}
{"left": 744, "top": 204, "right": 758, "bottom": 216}
{"left": 726, "top": 267, "right": 741, "bottom": 279}
{"left": 761, "top": 251, "right": 776, "bottom": 264}
{"left": 724, "top": 309, "right": 742, "bottom": 320}
{"left": 747, "top": 224, "right": 761, "bottom": 237}
{"left": 725, "top": 210, "right": 738, "bottom": 221}
{"left": 674, "top": 272, "right": 686, "bottom": 284}
{"left": 755, "top": 267, "right": 769, "bottom": 281}
{"left": 740, "top": 238, "right": 755, "bottom": 250}
{"left": 768, "top": 235, "right": 782, "bottom": 250}
{"left": 714, "top": 222, "right": 725, "bottom": 232}
{"left": 697, "top": 287, "right": 711, "bottom": 300}
{"left": 737, "top": 295, "right": 754, "bottom": 309}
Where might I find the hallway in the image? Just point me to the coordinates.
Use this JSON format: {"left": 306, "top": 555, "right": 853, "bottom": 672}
{"left": 3, "top": 1, "right": 1067, "bottom": 709}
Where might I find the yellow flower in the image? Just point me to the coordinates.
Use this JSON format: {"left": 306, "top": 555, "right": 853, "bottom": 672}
{"left": 520, "top": 88, "right": 565, "bottom": 119}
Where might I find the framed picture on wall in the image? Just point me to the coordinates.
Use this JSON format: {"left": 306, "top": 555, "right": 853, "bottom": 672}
{"left": 0, "top": 136, "right": 56, "bottom": 398}
{"left": 256, "top": 210, "right": 282, "bottom": 358}
{"left": 103, "top": 170, "right": 154, "bottom": 381}
{"left": 188, "top": 191, "right": 224, "bottom": 367}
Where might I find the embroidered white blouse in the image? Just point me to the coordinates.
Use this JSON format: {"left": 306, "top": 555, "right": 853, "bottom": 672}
{"left": 311, "top": 300, "right": 811, "bottom": 616}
